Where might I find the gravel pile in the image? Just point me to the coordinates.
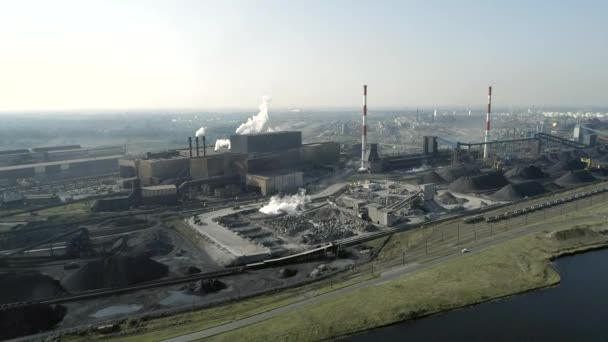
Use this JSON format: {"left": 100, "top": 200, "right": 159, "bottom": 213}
{"left": 491, "top": 181, "right": 546, "bottom": 201}
{"left": 264, "top": 215, "right": 314, "bottom": 236}
{"left": 301, "top": 224, "right": 355, "bottom": 244}
{"left": 64, "top": 255, "right": 168, "bottom": 292}
{"left": 0, "top": 272, "right": 66, "bottom": 304}
{"left": 436, "top": 191, "right": 461, "bottom": 205}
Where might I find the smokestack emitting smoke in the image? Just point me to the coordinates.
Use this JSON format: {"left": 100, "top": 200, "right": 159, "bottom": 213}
{"left": 195, "top": 127, "right": 206, "bottom": 137}
{"left": 214, "top": 139, "right": 231, "bottom": 151}
{"left": 358, "top": 85, "right": 368, "bottom": 172}
{"left": 259, "top": 189, "right": 310, "bottom": 215}
{"left": 195, "top": 137, "right": 200, "bottom": 157}
{"left": 483, "top": 86, "right": 492, "bottom": 159}
{"left": 235, "top": 96, "right": 271, "bottom": 135}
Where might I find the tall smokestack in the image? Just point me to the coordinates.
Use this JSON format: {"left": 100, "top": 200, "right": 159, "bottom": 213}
{"left": 359, "top": 85, "right": 368, "bottom": 172}
{"left": 195, "top": 137, "right": 200, "bottom": 157}
{"left": 188, "top": 137, "right": 193, "bottom": 158}
{"left": 483, "top": 86, "right": 492, "bottom": 159}
{"left": 202, "top": 136, "right": 207, "bottom": 156}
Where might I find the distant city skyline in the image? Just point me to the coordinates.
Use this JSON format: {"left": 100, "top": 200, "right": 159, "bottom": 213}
{"left": 1, "top": 0, "right": 607, "bottom": 111}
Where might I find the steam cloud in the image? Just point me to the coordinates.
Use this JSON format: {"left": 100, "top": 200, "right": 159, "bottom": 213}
{"left": 236, "top": 96, "right": 271, "bottom": 135}
{"left": 214, "top": 139, "right": 231, "bottom": 151}
{"left": 259, "top": 189, "right": 310, "bottom": 215}
{"left": 195, "top": 127, "right": 207, "bottom": 137}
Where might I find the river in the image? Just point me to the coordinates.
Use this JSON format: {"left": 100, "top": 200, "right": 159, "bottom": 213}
{"left": 348, "top": 248, "right": 608, "bottom": 341}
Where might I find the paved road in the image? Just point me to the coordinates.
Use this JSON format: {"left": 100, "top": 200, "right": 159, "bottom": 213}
{"left": 163, "top": 187, "right": 608, "bottom": 342}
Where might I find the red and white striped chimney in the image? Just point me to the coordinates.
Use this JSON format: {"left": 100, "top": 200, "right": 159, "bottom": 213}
{"left": 483, "top": 86, "right": 492, "bottom": 159}
{"left": 359, "top": 85, "right": 368, "bottom": 172}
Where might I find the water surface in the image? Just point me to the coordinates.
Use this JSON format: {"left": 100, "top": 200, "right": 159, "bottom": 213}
{"left": 348, "top": 248, "right": 608, "bottom": 341}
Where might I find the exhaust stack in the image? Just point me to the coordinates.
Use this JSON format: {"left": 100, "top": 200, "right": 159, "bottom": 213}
{"left": 188, "top": 137, "right": 193, "bottom": 158}
{"left": 195, "top": 137, "right": 200, "bottom": 157}
{"left": 483, "top": 86, "right": 492, "bottom": 159}
{"left": 358, "top": 85, "right": 368, "bottom": 172}
{"left": 202, "top": 136, "right": 207, "bottom": 156}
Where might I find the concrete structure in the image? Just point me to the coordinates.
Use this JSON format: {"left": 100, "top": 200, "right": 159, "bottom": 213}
{"left": 135, "top": 152, "right": 190, "bottom": 186}
{"left": 573, "top": 124, "right": 583, "bottom": 143}
{"left": 340, "top": 196, "right": 367, "bottom": 211}
{"left": 246, "top": 171, "right": 303, "bottom": 195}
{"left": 141, "top": 184, "right": 178, "bottom": 204}
{"left": 230, "top": 131, "right": 302, "bottom": 154}
{"left": 362, "top": 143, "right": 383, "bottom": 173}
{"left": 367, "top": 203, "right": 398, "bottom": 227}
{"left": 422, "top": 183, "right": 436, "bottom": 201}
{"left": 188, "top": 208, "right": 271, "bottom": 264}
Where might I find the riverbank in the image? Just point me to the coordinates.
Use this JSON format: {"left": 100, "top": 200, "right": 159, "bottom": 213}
{"left": 203, "top": 224, "right": 608, "bottom": 342}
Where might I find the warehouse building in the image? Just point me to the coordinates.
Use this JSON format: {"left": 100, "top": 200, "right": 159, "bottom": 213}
{"left": 0, "top": 145, "right": 126, "bottom": 184}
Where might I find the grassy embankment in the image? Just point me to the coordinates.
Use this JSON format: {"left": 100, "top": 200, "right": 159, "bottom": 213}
{"left": 202, "top": 199, "right": 608, "bottom": 342}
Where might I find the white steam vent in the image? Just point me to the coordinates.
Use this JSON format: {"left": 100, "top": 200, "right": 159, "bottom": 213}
{"left": 236, "top": 96, "right": 271, "bottom": 135}
{"left": 259, "top": 189, "right": 310, "bottom": 215}
{"left": 214, "top": 139, "right": 231, "bottom": 151}
{"left": 195, "top": 127, "right": 206, "bottom": 137}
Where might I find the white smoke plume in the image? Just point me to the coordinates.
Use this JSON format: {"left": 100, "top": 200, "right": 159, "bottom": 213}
{"left": 235, "top": 96, "right": 271, "bottom": 135}
{"left": 259, "top": 189, "right": 310, "bottom": 215}
{"left": 195, "top": 127, "right": 207, "bottom": 137}
{"left": 214, "top": 139, "right": 231, "bottom": 151}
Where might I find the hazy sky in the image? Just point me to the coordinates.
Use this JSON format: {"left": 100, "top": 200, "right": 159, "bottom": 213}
{"left": 1, "top": 0, "right": 607, "bottom": 111}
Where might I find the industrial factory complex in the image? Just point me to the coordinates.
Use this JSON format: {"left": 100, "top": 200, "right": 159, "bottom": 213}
{"left": 2, "top": 86, "right": 608, "bottom": 340}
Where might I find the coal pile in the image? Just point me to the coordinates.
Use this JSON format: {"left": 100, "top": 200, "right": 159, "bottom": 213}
{"left": 534, "top": 155, "right": 554, "bottom": 166}
{"left": 183, "top": 278, "right": 226, "bottom": 295}
{"left": 0, "top": 303, "right": 66, "bottom": 340}
{"left": 448, "top": 172, "right": 509, "bottom": 193}
{"left": 436, "top": 164, "right": 481, "bottom": 182}
{"left": 417, "top": 171, "right": 447, "bottom": 184}
{"left": 0, "top": 272, "right": 66, "bottom": 304}
{"left": 583, "top": 147, "right": 605, "bottom": 158}
{"left": 277, "top": 268, "right": 298, "bottom": 279}
{"left": 436, "top": 191, "right": 462, "bottom": 205}
{"left": 491, "top": 181, "right": 546, "bottom": 201}
{"left": 64, "top": 255, "right": 168, "bottom": 292}
{"left": 554, "top": 170, "right": 596, "bottom": 187}
{"left": 504, "top": 165, "right": 547, "bottom": 180}
{"left": 131, "top": 229, "right": 174, "bottom": 257}
{"left": 265, "top": 215, "right": 314, "bottom": 236}
{"left": 549, "top": 159, "right": 586, "bottom": 172}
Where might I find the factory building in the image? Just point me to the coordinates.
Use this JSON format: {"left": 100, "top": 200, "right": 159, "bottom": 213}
{"left": 119, "top": 131, "right": 340, "bottom": 196}
{"left": 246, "top": 171, "right": 304, "bottom": 195}
{"left": 0, "top": 145, "right": 126, "bottom": 184}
